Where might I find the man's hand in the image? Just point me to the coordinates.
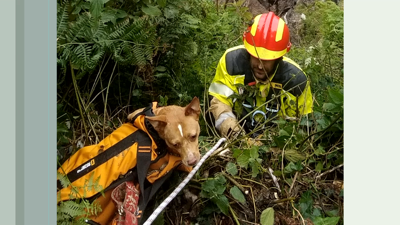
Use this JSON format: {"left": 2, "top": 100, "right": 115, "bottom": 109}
{"left": 219, "top": 117, "right": 241, "bottom": 139}
{"left": 208, "top": 97, "right": 244, "bottom": 139}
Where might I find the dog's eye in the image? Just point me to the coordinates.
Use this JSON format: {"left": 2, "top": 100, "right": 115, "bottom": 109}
{"left": 172, "top": 143, "right": 180, "bottom": 148}
{"left": 190, "top": 135, "right": 197, "bottom": 140}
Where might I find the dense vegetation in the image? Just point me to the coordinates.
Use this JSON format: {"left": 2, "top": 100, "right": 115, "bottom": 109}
{"left": 57, "top": 0, "right": 343, "bottom": 224}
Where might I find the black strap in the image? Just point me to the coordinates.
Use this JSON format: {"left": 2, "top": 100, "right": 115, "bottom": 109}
{"left": 135, "top": 135, "right": 153, "bottom": 211}
{"left": 130, "top": 102, "right": 168, "bottom": 161}
{"left": 137, "top": 166, "right": 175, "bottom": 225}
{"left": 57, "top": 129, "right": 147, "bottom": 191}
{"left": 129, "top": 103, "right": 154, "bottom": 123}
{"left": 264, "top": 87, "right": 282, "bottom": 118}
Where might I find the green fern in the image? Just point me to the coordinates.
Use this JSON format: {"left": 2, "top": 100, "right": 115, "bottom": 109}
{"left": 57, "top": 199, "right": 102, "bottom": 225}
{"left": 108, "top": 18, "right": 131, "bottom": 40}
{"left": 57, "top": 171, "right": 71, "bottom": 189}
{"left": 57, "top": 0, "right": 69, "bottom": 37}
{"left": 57, "top": 171, "right": 103, "bottom": 224}
{"left": 120, "top": 19, "right": 147, "bottom": 41}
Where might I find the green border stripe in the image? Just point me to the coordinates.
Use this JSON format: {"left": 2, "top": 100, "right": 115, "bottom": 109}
{"left": 1, "top": 1, "right": 16, "bottom": 224}
{"left": 16, "top": 0, "right": 24, "bottom": 223}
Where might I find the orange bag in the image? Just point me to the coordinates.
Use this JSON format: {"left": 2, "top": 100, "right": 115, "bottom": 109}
{"left": 57, "top": 103, "right": 192, "bottom": 224}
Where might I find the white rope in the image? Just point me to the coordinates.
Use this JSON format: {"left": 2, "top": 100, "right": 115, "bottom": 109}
{"left": 143, "top": 138, "right": 227, "bottom": 225}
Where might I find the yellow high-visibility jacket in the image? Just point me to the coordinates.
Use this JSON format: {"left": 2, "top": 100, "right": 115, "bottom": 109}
{"left": 208, "top": 45, "right": 313, "bottom": 120}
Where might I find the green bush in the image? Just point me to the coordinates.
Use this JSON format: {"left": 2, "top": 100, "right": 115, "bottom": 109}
{"left": 288, "top": 0, "right": 343, "bottom": 97}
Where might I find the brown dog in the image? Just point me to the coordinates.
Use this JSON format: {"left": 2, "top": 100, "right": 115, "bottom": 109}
{"left": 128, "top": 97, "right": 201, "bottom": 166}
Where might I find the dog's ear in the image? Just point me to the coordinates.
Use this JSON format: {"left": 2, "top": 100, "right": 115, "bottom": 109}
{"left": 146, "top": 115, "right": 167, "bottom": 132}
{"left": 185, "top": 97, "right": 201, "bottom": 120}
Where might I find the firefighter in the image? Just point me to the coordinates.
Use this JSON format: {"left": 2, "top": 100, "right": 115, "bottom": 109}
{"left": 207, "top": 12, "right": 313, "bottom": 138}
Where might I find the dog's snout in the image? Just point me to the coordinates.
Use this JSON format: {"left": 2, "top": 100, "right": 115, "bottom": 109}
{"left": 187, "top": 158, "right": 198, "bottom": 166}
{"left": 185, "top": 152, "right": 199, "bottom": 166}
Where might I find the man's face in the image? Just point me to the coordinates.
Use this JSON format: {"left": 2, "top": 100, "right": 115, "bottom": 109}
{"left": 250, "top": 55, "right": 276, "bottom": 82}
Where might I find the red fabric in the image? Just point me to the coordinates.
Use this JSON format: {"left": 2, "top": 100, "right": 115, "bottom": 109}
{"left": 111, "top": 181, "right": 140, "bottom": 225}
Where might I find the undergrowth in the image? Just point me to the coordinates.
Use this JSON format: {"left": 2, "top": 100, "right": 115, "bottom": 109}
{"left": 57, "top": 0, "right": 343, "bottom": 224}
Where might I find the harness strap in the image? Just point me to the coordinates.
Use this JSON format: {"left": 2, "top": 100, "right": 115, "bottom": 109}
{"left": 136, "top": 165, "right": 174, "bottom": 224}
{"left": 130, "top": 102, "right": 168, "bottom": 160}
{"left": 130, "top": 102, "right": 157, "bottom": 123}
{"left": 136, "top": 135, "right": 152, "bottom": 206}
{"left": 264, "top": 87, "right": 282, "bottom": 118}
{"left": 57, "top": 130, "right": 145, "bottom": 190}
{"left": 135, "top": 133, "right": 176, "bottom": 224}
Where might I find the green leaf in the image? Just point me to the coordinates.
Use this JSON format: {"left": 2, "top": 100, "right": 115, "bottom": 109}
{"left": 237, "top": 152, "right": 250, "bottom": 169}
{"left": 316, "top": 117, "right": 330, "bottom": 129}
{"left": 232, "top": 148, "right": 242, "bottom": 158}
{"left": 212, "top": 195, "right": 229, "bottom": 215}
{"left": 273, "top": 170, "right": 282, "bottom": 177}
{"left": 300, "top": 117, "right": 313, "bottom": 126}
{"left": 260, "top": 207, "right": 275, "bottom": 225}
{"left": 326, "top": 209, "right": 339, "bottom": 217}
{"left": 279, "top": 129, "right": 290, "bottom": 136}
{"left": 101, "top": 9, "right": 127, "bottom": 24}
{"left": 164, "top": 6, "right": 179, "bottom": 19}
{"left": 284, "top": 149, "right": 306, "bottom": 162}
{"left": 328, "top": 89, "right": 343, "bottom": 105}
{"left": 226, "top": 162, "right": 238, "bottom": 176}
{"left": 156, "top": 66, "right": 167, "bottom": 72}
{"left": 201, "top": 175, "right": 227, "bottom": 198}
{"left": 88, "top": 0, "right": 103, "bottom": 19}
{"left": 251, "top": 162, "right": 259, "bottom": 177}
{"left": 272, "top": 118, "right": 287, "bottom": 125}
{"left": 315, "top": 145, "right": 325, "bottom": 156}
{"left": 313, "top": 216, "right": 340, "bottom": 225}
{"left": 154, "top": 73, "right": 170, "bottom": 78}
{"left": 184, "top": 14, "right": 201, "bottom": 25}
{"left": 229, "top": 186, "right": 246, "bottom": 204}
{"left": 157, "top": 0, "right": 167, "bottom": 8}
{"left": 249, "top": 146, "right": 259, "bottom": 159}
{"left": 327, "top": 151, "right": 338, "bottom": 160}
{"left": 274, "top": 136, "right": 289, "bottom": 149}
{"left": 298, "top": 190, "right": 313, "bottom": 218}
{"left": 322, "top": 103, "right": 339, "bottom": 112}
{"left": 315, "top": 161, "right": 324, "bottom": 172}
{"left": 132, "top": 89, "right": 142, "bottom": 97}
{"left": 259, "top": 145, "right": 270, "bottom": 153}
{"left": 57, "top": 124, "right": 69, "bottom": 133}
{"left": 142, "top": 5, "right": 162, "bottom": 16}
{"left": 284, "top": 162, "right": 303, "bottom": 174}
{"left": 312, "top": 208, "right": 322, "bottom": 218}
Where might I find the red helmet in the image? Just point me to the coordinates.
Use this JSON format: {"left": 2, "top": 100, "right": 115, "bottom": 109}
{"left": 243, "top": 12, "right": 291, "bottom": 60}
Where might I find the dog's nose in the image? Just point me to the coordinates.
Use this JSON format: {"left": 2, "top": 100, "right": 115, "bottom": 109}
{"left": 187, "top": 158, "right": 198, "bottom": 166}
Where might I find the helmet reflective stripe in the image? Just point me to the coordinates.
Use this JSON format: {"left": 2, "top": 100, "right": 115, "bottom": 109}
{"left": 243, "top": 40, "right": 289, "bottom": 60}
{"left": 275, "top": 19, "right": 285, "bottom": 42}
{"left": 250, "top": 15, "right": 262, "bottom": 36}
